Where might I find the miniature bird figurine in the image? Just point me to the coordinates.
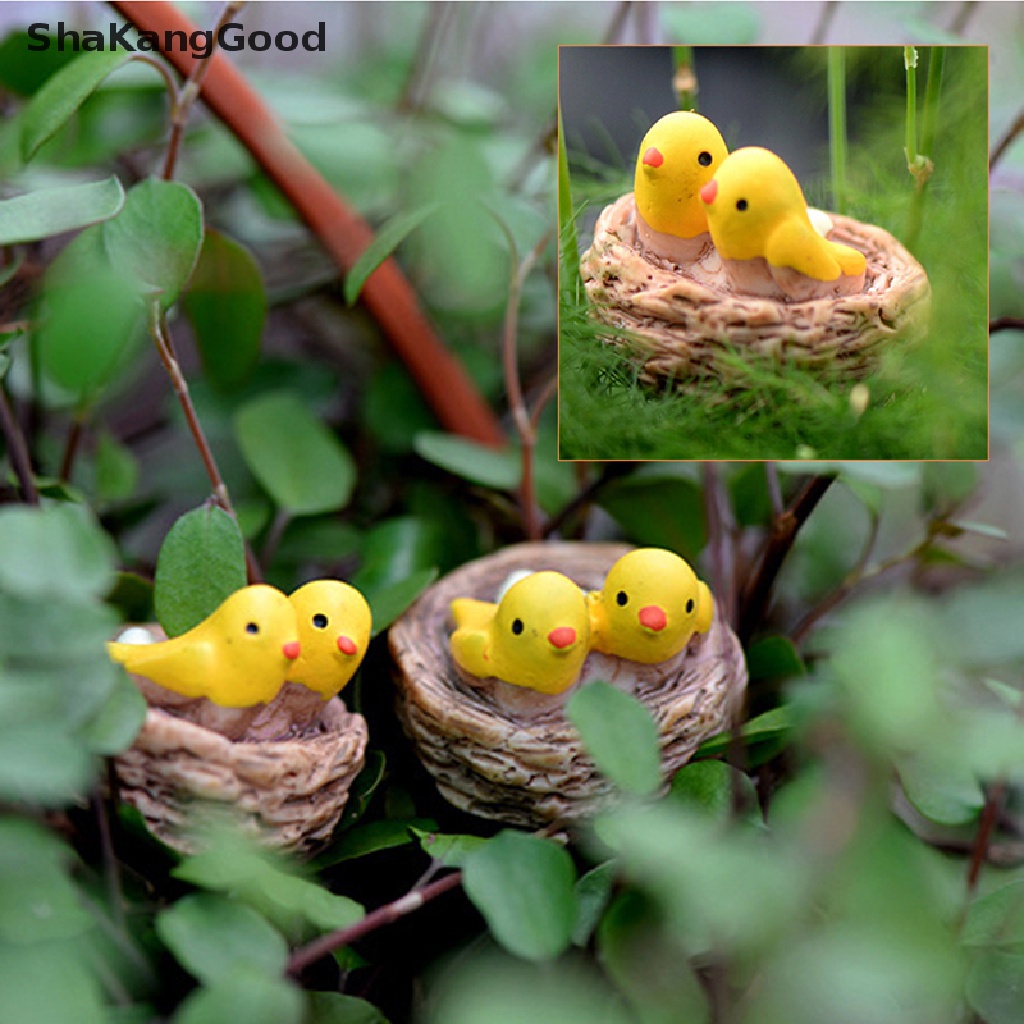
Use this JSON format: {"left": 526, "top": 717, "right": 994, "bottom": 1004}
{"left": 588, "top": 548, "right": 713, "bottom": 664}
{"left": 108, "top": 584, "right": 301, "bottom": 707}
{"left": 633, "top": 110, "right": 729, "bottom": 263}
{"left": 286, "top": 580, "right": 373, "bottom": 700}
{"left": 698, "top": 146, "right": 866, "bottom": 300}
{"left": 449, "top": 570, "right": 591, "bottom": 695}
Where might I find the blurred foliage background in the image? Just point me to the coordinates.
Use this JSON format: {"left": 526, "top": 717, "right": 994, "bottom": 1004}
{"left": 0, "top": 2, "right": 1022, "bottom": 1023}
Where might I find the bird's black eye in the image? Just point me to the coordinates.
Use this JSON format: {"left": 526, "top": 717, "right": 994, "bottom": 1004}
{"left": 616, "top": 590, "right": 628, "bottom": 607}
{"left": 698, "top": 150, "right": 712, "bottom": 167}
{"left": 313, "top": 613, "right": 328, "bottom": 629}
{"left": 686, "top": 599, "right": 695, "bottom": 614}
{"left": 245, "top": 622, "right": 260, "bottom": 635}
{"left": 736, "top": 198, "right": 748, "bottom": 211}
{"left": 511, "top": 618, "right": 524, "bottom": 636}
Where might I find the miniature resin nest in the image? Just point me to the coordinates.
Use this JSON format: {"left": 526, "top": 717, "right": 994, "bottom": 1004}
{"left": 390, "top": 542, "right": 747, "bottom": 826}
{"left": 114, "top": 670, "right": 368, "bottom": 855}
{"left": 581, "top": 192, "right": 931, "bottom": 386}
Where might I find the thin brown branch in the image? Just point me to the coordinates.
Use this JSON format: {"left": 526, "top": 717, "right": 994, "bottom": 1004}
{"left": 94, "top": 773, "right": 126, "bottom": 934}
{"left": 110, "top": 1, "right": 503, "bottom": 448}
{"left": 0, "top": 384, "right": 39, "bottom": 505}
{"left": 967, "top": 781, "right": 1008, "bottom": 894}
{"left": 738, "top": 474, "right": 836, "bottom": 643}
{"left": 59, "top": 411, "right": 86, "bottom": 485}
{"left": 949, "top": 1, "right": 978, "bottom": 35}
{"left": 543, "top": 460, "right": 636, "bottom": 539}
{"left": 766, "top": 463, "right": 783, "bottom": 518}
{"left": 396, "top": 1, "right": 457, "bottom": 113}
{"left": 602, "top": 2, "right": 634, "bottom": 45}
{"left": 810, "top": 0, "right": 839, "bottom": 45}
{"left": 702, "top": 463, "right": 737, "bottom": 628}
{"left": 286, "top": 870, "right": 462, "bottom": 978}
{"left": 162, "top": 1, "right": 245, "bottom": 181}
{"left": 991, "top": 106, "right": 1024, "bottom": 172}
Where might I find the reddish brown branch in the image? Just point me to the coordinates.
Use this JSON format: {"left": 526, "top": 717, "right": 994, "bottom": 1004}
{"left": 0, "top": 385, "right": 39, "bottom": 504}
{"left": 286, "top": 870, "right": 462, "bottom": 978}
{"left": 967, "top": 781, "right": 1007, "bottom": 894}
{"left": 110, "top": 1, "right": 503, "bottom": 448}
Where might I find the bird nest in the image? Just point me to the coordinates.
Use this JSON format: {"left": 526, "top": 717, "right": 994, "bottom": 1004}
{"left": 580, "top": 192, "right": 931, "bottom": 387}
{"left": 113, "top": 681, "right": 368, "bottom": 855}
{"left": 390, "top": 542, "right": 747, "bottom": 827}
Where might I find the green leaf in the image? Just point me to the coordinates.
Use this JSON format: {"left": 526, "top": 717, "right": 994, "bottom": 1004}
{"left": 154, "top": 505, "right": 247, "bottom": 638}
{"left": 157, "top": 895, "right": 288, "bottom": 985}
{"left": 695, "top": 706, "right": 795, "bottom": 761}
{"left": 566, "top": 682, "right": 662, "bottom": 797}
{"left": 315, "top": 818, "right": 434, "bottom": 868}
{"left": 462, "top": 831, "right": 577, "bottom": 961}
{"left": 183, "top": 228, "right": 266, "bottom": 390}
{"left": 669, "top": 761, "right": 758, "bottom": 825}
{"left": 965, "top": 950, "right": 1024, "bottom": 1024}
{"left": 174, "top": 966, "right": 304, "bottom": 1024}
{"left": 414, "top": 432, "right": 519, "bottom": 490}
{"left": 19, "top": 49, "right": 133, "bottom": 162}
{"left": 344, "top": 202, "right": 439, "bottom": 306}
{"left": 0, "top": 724, "right": 95, "bottom": 806}
{"left": 79, "top": 673, "right": 146, "bottom": 755}
{"left": 306, "top": 992, "right": 390, "bottom": 1024}
{"left": 0, "top": 176, "right": 124, "bottom": 244}
{"left": 597, "top": 473, "right": 706, "bottom": 562}
{"left": 36, "top": 265, "right": 146, "bottom": 399}
{"left": 365, "top": 567, "right": 439, "bottom": 637}
{"left": 0, "top": 943, "right": 108, "bottom": 1024}
{"left": 95, "top": 430, "right": 139, "bottom": 503}
{"left": 235, "top": 391, "right": 356, "bottom": 516}
{"left": 895, "top": 751, "right": 984, "bottom": 826}
{"left": 102, "top": 178, "right": 204, "bottom": 309}
{"left": 745, "top": 636, "right": 806, "bottom": 682}
{"left": 0, "top": 503, "right": 116, "bottom": 600}
{"left": 413, "top": 829, "right": 489, "bottom": 869}
{"left": 571, "top": 861, "right": 617, "bottom": 947}
{"left": 334, "top": 751, "right": 386, "bottom": 832}
{"left": 352, "top": 517, "right": 445, "bottom": 594}
{"left": 962, "top": 880, "right": 1024, "bottom": 948}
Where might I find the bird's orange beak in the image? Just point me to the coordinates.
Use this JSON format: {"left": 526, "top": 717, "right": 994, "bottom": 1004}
{"left": 337, "top": 635, "right": 358, "bottom": 656}
{"left": 638, "top": 606, "right": 667, "bottom": 632}
{"left": 283, "top": 641, "right": 301, "bottom": 660}
{"left": 699, "top": 180, "right": 717, "bottom": 205}
{"left": 548, "top": 626, "right": 577, "bottom": 650}
{"left": 642, "top": 146, "right": 664, "bottom": 169}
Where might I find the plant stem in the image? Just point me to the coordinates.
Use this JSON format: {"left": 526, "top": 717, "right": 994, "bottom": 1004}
{"left": 905, "top": 47, "right": 943, "bottom": 249}
{"left": 810, "top": 1, "right": 838, "bottom": 44}
{"left": 59, "top": 407, "right": 88, "bottom": 485}
{"left": 0, "top": 384, "right": 39, "bottom": 504}
{"left": 702, "top": 463, "right": 737, "bottom": 627}
{"left": 904, "top": 45, "right": 918, "bottom": 175}
{"left": 827, "top": 47, "right": 847, "bottom": 215}
{"left": 111, "top": 1, "right": 504, "bottom": 448}
{"left": 162, "top": 0, "right": 245, "bottom": 181}
{"left": 991, "top": 317, "right": 1024, "bottom": 334}
{"left": 991, "top": 106, "right": 1024, "bottom": 171}
{"left": 738, "top": 474, "right": 836, "bottom": 643}
{"left": 286, "top": 870, "right": 462, "bottom": 978}
{"left": 148, "top": 305, "right": 261, "bottom": 581}
{"left": 543, "top": 460, "right": 636, "bottom": 538}
{"left": 966, "top": 781, "right": 1007, "bottom": 894}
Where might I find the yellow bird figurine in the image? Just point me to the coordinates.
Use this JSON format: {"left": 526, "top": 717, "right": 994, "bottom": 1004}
{"left": 287, "top": 580, "right": 373, "bottom": 699}
{"left": 449, "top": 571, "right": 591, "bottom": 695}
{"left": 698, "top": 146, "right": 866, "bottom": 300}
{"left": 107, "top": 584, "right": 301, "bottom": 707}
{"left": 588, "top": 548, "right": 714, "bottom": 664}
{"left": 633, "top": 110, "right": 729, "bottom": 263}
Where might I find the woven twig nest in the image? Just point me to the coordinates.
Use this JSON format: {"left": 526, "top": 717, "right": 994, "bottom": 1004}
{"left": 390, "top": 542, "right": 747, "bottom": 826}
{"left": 581, "top": 192, "right": 931, "bottom": 386}
{"left": 113, "top": 642, "right": 368, "bottom": 854}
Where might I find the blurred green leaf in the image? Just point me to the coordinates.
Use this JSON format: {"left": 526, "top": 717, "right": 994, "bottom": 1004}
{"left": 183, "top": 228, "right": 266, "bottom": 390}
{"left": 963, "top": 880, "right": 1024, "bottom": 948}
{"left": 352, "top": 517, "right": 444, "bottom": 594}
{"left": 154, "top": 505, "right": 247, "bottom": 638}
{"left": 414, "top": 432, "right": 518, "bottom": 490}
{"left": 0, "top": 724, "right": 95, "bottom": 806}
{"left": 966, "top": 950, "right": 1024, "bottom": 1024}
{"left": 696, "top": 706, "right": 795, "bottom": 762}
{"left": 669, "top": 761, "right": 759, "bottom": 825}
{"left": 0, "top": 941, "right": 108, "bottom": 1024}
{"left": 921, "top": 461, "right": 978, "bottom": 514}
{"left": 95, "top": 430, "right": 139, "bottom": 504}
{"left": 463, "top": 831, "right": 577, "bottom": 961}
{"left": 334, "top": 751, "right": 386, "bottom": 832}
{"left": 363, "top": 362, "right": 437, "bottom": 453}
{"left": 78, "top": 673, "right": 146, "bottom": 755}
{"left": 174, "top": 966, "right": 304, "bottom": 1024}
{"left": 235, "top": 391, "right": 356, "bottom": 516}
{"left": 306, "top": 992, "right": 390, "bottom": 1024}
{"left": 0, "top": 31, "right": 79, "bottom": 96}
{"left": 19, "top": 49, "right": 133, "bottom": 161}
{"left": 316, "top": 818, "right": 434, "bottom": 868}
{"left": 895, "top": 751, "right": 984, "bottom": 826}
{"left": 746, "top": 636, "right": 806, "bottom": 682}
{"left": 660, "top": 2, "right": 762, "bottom": 44}
{"left": 344, "top": 202, "right": 439, "bottom": 306}
{"left": 728, "top": 463, "right": 773, "bottom": 528}
{"left": 597, "top": 890, "right": 711, "bottom": 1024}
{"left": 157, "top": 895, "right": 288, "bottom": 985}
{"left": 365, "top": 568, "right": 439, "bottom": 637}
{"left": 597, "top": 473, "right": 706, "bottom": 562}
{"left": 0, "top": 503, "right": 116, "bottom": 600}
{"left": 0, "top": 176, "right": 124, "bottom": 244}
{"left": 566, "top": 682, "right": 662, "bottom": 796}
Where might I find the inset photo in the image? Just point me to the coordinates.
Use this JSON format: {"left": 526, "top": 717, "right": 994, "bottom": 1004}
{"left": 558, "top": 45, "right": 989, "bottom": 461}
